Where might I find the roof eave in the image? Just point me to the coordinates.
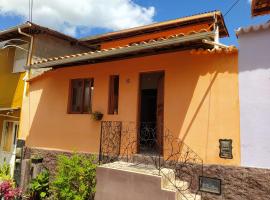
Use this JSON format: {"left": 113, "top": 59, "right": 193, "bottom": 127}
{"left": 32, "top": 31, "right": 215, "bottom": 69}
{"left": 0, "top": 22, "right": 96, "bottom": 50}
{"left": 0, "top": 22, "right": 32, "bottom": 39}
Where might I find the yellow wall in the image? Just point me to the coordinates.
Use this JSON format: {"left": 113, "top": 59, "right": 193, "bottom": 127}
{"left": 0, "top": 117, "right": 4, "bottom": 145}
{"left": 21, "top": 50, "right": 240, "bottom": 166}
{"left": 0, "top": 48, "right": 24, "bottom": 109}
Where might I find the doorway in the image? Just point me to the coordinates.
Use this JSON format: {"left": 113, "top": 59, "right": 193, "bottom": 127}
{"left": 138, "top": 71, "right": 164, "bottom": 155}
{"left": 0, "top": 120, "right": 19, "bottom": 176}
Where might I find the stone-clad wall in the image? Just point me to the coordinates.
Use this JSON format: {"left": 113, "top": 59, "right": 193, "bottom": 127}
{"left": 201, "top": 165, "right": 270, "bottom": 200}
{"left": 24, "top": 147, "right": 270, "bottom": 200}
{"left": 23, "top": 147, "right": 97, "bottom": 176}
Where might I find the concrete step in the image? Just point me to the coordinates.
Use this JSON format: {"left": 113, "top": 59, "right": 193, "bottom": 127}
{"left": 96, "top": 161, "right": 176, "bottom": 200}
{"left": 132, "top": 154, "right": 164, "bottom": 166}
{"left": 160, "top": 168, "right": 201, "bottom": 200}
{"left": 96, "top": 161, "right": 200, "bottom": 200}
{"left": 160, "top": 168, "right": 189, "bottom": 190}
{"left": 177, "top": 192, "right": 201, "bottom": 200}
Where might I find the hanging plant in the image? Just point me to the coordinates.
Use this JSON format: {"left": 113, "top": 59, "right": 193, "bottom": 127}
{"left": 92, "top": 111, "right": 103, "bottom": 121}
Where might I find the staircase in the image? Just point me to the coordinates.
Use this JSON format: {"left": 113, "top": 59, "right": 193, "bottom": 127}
{"left": 95, "top": 161, "right": 201, "bottom": 200}
{"left": 98, "top": 121, "right": 203, "bottom": 200}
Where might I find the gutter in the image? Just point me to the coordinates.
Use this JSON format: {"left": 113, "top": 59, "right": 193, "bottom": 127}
{"left": 32, "top": 31, "right": 215, "bottom": 69}
{"left": 17, "top": 23, "right": 34, "bottom": 98}
{"left": 18, "top": 25, "right": 34, "bottom": 67}
{"left": 0, "top": 23, "right": 32, "bottom": 37}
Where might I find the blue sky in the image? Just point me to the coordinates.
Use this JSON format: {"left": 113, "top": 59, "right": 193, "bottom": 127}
{"left": 0, "top": 0, "right": 269, "bottom": 46}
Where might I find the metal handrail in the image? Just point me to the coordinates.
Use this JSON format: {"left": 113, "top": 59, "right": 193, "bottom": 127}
{"left": 99, "top": 121, "right": 203, "bottom": 199}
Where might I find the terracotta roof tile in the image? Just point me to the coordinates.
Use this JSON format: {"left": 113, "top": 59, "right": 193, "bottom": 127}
{"left": 32, "top": 29, "right": 215, "bottom": 66}
{"left": 236, "top": 22, "right": 270, "bottom": 36}
{"left": 190, "top": 46, "right": 238, "bottom": 55}
{"left": 80, "top": 10, "right": 229, "bottom": 43}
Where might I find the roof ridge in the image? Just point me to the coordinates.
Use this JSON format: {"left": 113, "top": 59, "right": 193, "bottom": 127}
{"left": 236, "top": 21, "right": 270, "bottom": 36}
{"left": 33, "top": 28, "right": 211, "bottom": 66}
{"left": 80, "top": 10, "right": 228, "bottom": 42}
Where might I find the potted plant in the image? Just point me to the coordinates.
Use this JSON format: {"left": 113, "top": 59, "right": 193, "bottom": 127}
{"left": 92, "top": 111, "right": 103, "bottom": 121}
{"left": 31, "top": 154, "right": 44, "bottom": 164}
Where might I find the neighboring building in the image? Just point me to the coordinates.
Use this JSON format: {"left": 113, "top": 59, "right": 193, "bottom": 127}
{"left": 0, "top": 48, "right": 23, "bottom": 171}
{"left": 237, "top": 0, "right": 270, "bottom": 168}
{"left": 0, "top": 22, "right": 92, "bottom": 170}
{"left": 20, "top": 11, "right": 241, "bottom": 166}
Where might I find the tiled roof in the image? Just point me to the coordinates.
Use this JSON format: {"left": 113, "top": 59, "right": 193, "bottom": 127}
{"left": 236, "top": 22, "right": 270, "bottom": 36}
{"left": 81, "top": 10, "right": 229, "bottom": 43}
{"left": 190, "top": 46, "right": 238, "bottom": 55}
{"left": 0, "top": 22, "right": 93, "bottom": 49}
{"left": 32, "top": 29, "right": 211, "bottom": 66}
{"left": 28, "top": 45, "right": 237, "bottom": 82}
{"left": 252, "top": 0, "right": 270, "bottom": 16}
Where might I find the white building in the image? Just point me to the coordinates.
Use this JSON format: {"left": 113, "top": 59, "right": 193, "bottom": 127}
{"left": 237, "top": 0, "right": 270, "bottom": 169}
{"left": 237, "top": 7, "right": 270, "bottom": 168}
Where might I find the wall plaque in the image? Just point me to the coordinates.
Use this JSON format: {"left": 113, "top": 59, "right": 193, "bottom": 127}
{"left": 199, "top": 176, "right": 221, "bottom": 195}
{"left": 219, "top": 139, "right": 233, "bottom": 159}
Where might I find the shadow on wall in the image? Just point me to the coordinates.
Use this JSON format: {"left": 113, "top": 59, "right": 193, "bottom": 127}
{"left": 167, "top": 52, "right": 239, "bottom": 163}
{"left": 180, "top": 71, "right": 218, "bottom": 143}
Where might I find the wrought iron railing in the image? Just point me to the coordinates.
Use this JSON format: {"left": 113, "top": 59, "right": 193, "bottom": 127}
{"left": 99, "top": 121, "right": 203, "bottom": 199}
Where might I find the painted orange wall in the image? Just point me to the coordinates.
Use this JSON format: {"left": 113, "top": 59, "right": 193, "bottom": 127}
{"left": 101, "top": 23, "right": 209, "bottom": 49}
{"left": 21, "top": 50, "right": 240, "bottom": 166}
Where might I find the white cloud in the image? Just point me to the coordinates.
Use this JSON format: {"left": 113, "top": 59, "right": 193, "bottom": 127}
{"left": 0, "top": 0, "right": 155, "bottom": 37}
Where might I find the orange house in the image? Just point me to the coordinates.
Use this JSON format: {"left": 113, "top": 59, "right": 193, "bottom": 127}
{"left": 20, "top": 11, "right": 240, "bottom": 166}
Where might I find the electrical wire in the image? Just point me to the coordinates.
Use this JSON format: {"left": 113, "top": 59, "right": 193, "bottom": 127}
{"left": 28, "top": 0, "right": 30, "bottom": 21}
{"left": 30, "top": 0, "right": 34, "bottom": 22}
{"left": 29, "top": 0, "right": 34, "bottom": 22}
{"left": 224, "top": 0, "right": 241, "bottom": 17}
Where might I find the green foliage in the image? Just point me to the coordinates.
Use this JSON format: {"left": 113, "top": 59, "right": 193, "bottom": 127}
{"left": 52, "top": 153, "right": 97, "bottom": 200}
{"left": 28, "top": 170, "right": 50, "bottom": 200}
{"left": 0, "top": 162, "right": 12, "bottom": 182}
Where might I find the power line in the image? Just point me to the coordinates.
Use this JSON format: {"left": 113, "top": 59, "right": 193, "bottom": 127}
{"left": 28, "top": 0, "right": 30, "bottom": 21}
{"left": 31, "top": 0, "right": 34, "bottom": 22}
{"left": 224, "top": 0, "right": 241, "bottom": 17}
{"left": 29, "top": 0, "right": 34, "bottom": 22}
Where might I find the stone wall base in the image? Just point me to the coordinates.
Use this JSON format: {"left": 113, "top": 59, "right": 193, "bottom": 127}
{"left": 24, "top": 147, "right": 270, "bottom": 200}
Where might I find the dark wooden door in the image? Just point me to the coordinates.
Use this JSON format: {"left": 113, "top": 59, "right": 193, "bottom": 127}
{"left": 156, "top": 73, "right": 164, "bottom": 155}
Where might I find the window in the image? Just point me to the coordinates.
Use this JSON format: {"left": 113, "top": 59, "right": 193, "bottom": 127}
{"left": 69, "top": 78, "right": 94, "bottom": 114}
{"left": 108, "top": 75, "right": 119, "bottom": 114}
